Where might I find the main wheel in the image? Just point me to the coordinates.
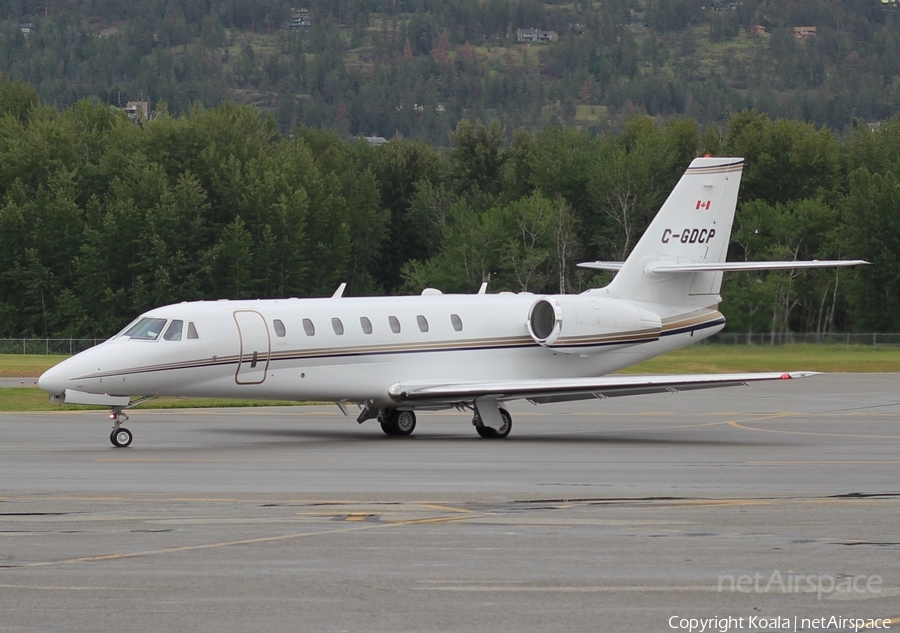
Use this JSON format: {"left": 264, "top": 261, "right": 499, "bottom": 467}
{"left": 475, "top": 424, "right": 494, "bottom": 438}
{"left": 380, "top": 420, "right": 398, "bottom": 436}
{"left": 393, "top": 410, "right": 416, "bottom": 436}
{"left": 473, "top": 409, "right": 512, "bottom": 439}
{"left": 110, "top": 427, "right": 133, "bottom": 448}
{"left": 493, "top": 408, "right": 512, "bottom": 438}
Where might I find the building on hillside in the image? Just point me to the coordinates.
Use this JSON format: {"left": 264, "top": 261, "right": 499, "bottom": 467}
{"left": 363, "top": 136, "right": 388, "bottom": 146}
{"left": 793, "top": 26, "right": 817, "bottom": 38}
{"left": 18, "top": 22, "right": 35, "bottom": 37}
{"left": 516, "top": 28, "right": 558, "bottom": 43}
{"left": 291, "top": 8, "right": 311, "bottom": 30}
{"left": 751, "top": 25, "right": 766, "bottom": 35}
{"left": 626, "top": 22, "right": 649, "bottom": 35}
{"left": 124, "top": 101, "right": 150, "bottom": 124}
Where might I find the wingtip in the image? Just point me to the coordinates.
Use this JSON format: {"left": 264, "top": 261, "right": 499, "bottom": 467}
{"left": 788, "top": 371, "right": 822, "bottom": 379}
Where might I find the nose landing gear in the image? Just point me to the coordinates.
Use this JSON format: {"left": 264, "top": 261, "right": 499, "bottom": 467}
{"left": 109, "top": 407, "right": 133, "bottom": 448}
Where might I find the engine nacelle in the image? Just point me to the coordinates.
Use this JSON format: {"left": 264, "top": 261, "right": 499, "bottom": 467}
{"left": 526, "top": 295, "right": 661, "bottom": 354}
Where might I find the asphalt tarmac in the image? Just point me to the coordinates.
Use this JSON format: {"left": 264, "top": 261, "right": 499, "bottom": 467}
{"left": 1, "top": 374, "right": 898, "bottom": 632}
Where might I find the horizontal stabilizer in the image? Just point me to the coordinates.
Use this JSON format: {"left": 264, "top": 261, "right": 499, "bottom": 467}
{"left": 577, "top": 261, "right": 624, "bottom": 271}
{"left": 388, "top": 372, "right": 819, "bottom": 405}
{"left": 645, "top": 260, "right": 869, "bottom": 274}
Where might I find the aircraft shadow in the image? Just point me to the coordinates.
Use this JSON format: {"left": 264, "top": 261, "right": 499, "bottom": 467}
{"left": 206, "top": 427, "right": 787, "bottom": 448}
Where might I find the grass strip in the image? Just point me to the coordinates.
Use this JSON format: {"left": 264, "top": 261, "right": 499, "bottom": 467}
{"left": 621, "top": 344, "right": 900, "bottom": 374}
{"left": 0, "top": 354, "right": 67, "bottom": 377}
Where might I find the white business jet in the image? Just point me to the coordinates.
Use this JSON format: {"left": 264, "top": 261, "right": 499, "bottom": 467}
{"left": 39, "top": 157, "right": 866, "bottom": 447}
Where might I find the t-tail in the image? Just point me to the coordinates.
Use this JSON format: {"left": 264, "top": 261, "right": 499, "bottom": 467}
{"left": 579, "top": 157, "right": 867, "bottom": 310}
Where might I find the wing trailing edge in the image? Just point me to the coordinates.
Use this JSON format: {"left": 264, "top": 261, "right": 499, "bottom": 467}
{"left": 388, "top": 372, "right": 819, "bottom": 405}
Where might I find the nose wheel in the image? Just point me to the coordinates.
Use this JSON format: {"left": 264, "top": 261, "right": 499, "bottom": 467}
{"left": 110, "top": 427, "right": 133, "bottom": 448}
{"left": 109, "top": 407, "right": 132, "bottom": 448}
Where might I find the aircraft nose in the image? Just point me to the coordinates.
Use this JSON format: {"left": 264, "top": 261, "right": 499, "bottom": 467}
{"left": 38, "top": 362, "right": 68, "bottom": 396}
{"left": 39, "top": 341, "right": 134, "bottom": 396}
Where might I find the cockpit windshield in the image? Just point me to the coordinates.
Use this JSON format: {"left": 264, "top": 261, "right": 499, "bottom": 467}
{"left": 123, "top": 317, "right": 168, "bottom": 340}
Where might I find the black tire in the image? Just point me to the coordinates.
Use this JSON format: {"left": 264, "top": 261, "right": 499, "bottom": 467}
{"left": 380, "top": 420, "right": 398, "bottom": 435}
{"left": 474, "top": 409, "right": 512, "bottom": 439}
{"left": 475, "top": 424, "right": 495, "bottom": 438}
{"left": 493, "top": 408, "right": 512, "bottom": 438}
{"left": 393, "top": 410, "right": 416, "bottom": 436}
{"left": 110, "top": 427, "right": 133, "bottom": 448}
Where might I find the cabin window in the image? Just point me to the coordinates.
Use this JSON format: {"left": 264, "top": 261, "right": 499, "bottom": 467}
{"left": 302, "top": 318, "right": 315, "bottom": 336}
{"left": 187, "top": 322, "right": 200, "bottom": 339}
{"left": 123, "top": 317, "right": 167, "bottom": 341}
{"left": 450, "top": 314, "right": 463, "bottom": 332}
{"left": 388, "top": 316, "right": 401, "bottom": 334}
{"left": 163, "top": 320, "right": 184, "bottom": 341}
{"left": 332, "top": 318, "right": 344, "bottom": 335}
{"left": 416, "top": 315, "right": 429, "bottom": 333}
{"left": 273, "top": 319, "right": 286, "bottom": 337}
{"left": 360, "top": 316, "right": 373, "bottom": 334}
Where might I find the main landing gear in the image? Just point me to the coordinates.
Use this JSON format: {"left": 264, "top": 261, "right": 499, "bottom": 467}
{"left": 109, "top": 407, "right": 133, "bottom": 448}
{"left": 473, "top": 408, "right": 512, "bottom": 439}
{"left": 379, "top": 409, "right": 417, "bottom": 436}
{"left": 365, "top": 405, "right": 513, "bottom": 439}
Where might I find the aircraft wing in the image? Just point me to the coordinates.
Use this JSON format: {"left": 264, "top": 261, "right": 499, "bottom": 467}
{"left": 388, "top": 372, "right": 818, "bottom": 405}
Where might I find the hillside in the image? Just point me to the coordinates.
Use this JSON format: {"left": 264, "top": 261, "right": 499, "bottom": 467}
{"left": 2, "top": 1, "right": 899, "bottom": 141}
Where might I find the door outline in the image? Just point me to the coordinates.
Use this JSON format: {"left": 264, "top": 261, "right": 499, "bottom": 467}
{"left": 233, "top": 310, "right": 271, "bottom": 385}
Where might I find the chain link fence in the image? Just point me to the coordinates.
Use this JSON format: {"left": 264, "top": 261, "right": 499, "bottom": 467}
{"left": 0, "top": 339, "right": 106, "bottom": 355}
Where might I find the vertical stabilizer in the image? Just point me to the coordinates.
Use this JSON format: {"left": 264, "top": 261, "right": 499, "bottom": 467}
{"left": 605, "top": 157, "right": 744, "bottom": 307}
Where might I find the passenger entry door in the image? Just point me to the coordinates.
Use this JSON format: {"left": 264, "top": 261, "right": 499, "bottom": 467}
{"left": 233, "top": 310, "right": 271, "bottom": 384}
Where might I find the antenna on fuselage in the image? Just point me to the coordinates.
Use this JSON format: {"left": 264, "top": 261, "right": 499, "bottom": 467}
{"left": 477, "top": 282, "right": 488, "bottom": 295}
{"left": 331, "top": 283, "right": 347, "bottom": 299}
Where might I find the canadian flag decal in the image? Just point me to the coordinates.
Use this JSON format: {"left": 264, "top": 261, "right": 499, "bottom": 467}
{"left": 695, "top": 200, "right": 711, "bottom": 210}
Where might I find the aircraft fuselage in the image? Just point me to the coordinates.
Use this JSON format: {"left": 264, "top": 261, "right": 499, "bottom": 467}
{"left": 38, "top": 293, "right": 724, "bottom": 407}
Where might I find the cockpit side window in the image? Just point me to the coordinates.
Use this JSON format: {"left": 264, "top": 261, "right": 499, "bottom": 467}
{"left": 163, "top": 320, "right": 184, "bottom": 341}
{"left": 123, "top": 317, "right": 168, "bottom": 340}
{"left": 187, "top": 322, "right": 200, "bottom": 339}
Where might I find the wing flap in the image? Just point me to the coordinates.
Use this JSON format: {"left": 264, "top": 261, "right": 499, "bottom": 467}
{"left": 388, "top": 372, "right": 818, "bottom": 405}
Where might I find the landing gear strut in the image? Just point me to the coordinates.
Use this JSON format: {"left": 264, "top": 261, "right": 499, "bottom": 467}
{"left": 473, "top": 407, "right": 512, "bottom": 439}
{"left": 109, "top": 407, "right": 133, "bottom": 448}
{"left": 379, "top": 409, "right": 417, "bottom": 437}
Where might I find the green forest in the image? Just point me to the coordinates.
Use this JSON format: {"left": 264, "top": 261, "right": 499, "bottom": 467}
{"left": 2, "top": 1, "right": 900, "bottom": 338}
{"left": 1, "top": 73, "right": 900, "bottom": 338}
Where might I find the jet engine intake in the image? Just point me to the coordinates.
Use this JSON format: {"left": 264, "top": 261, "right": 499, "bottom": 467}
{"left": 527, "top": 296, "right": 661, "bottom": 354}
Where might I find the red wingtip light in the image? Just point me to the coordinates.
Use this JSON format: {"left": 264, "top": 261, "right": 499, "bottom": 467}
{"left": 780, "top": 373, "right": 791, "bottom": 380}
